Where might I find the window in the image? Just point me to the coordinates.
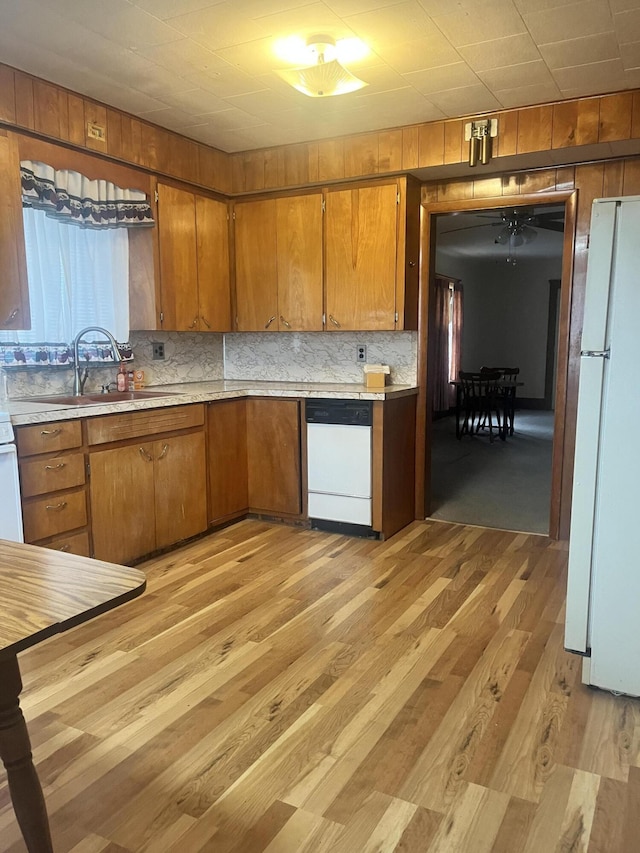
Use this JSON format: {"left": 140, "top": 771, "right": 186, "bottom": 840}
{"left": 15, "top": 207, "right": 130, "bottom": 345}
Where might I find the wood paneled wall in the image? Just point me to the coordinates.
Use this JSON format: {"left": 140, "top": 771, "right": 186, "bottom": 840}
{"left": 2, "top": 61, "right": 640, "bottom": 201}
{"left": 0, "top": 63, "right": 230, "bottom": 193}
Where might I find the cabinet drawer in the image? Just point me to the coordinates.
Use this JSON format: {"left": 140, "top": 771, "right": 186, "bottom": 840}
{"left": 23, "top": 488, "right": 87, "bottom": 542}
{"left": 17, "top": 420, "right": 82, "bottom": 456}
{"left": 86, "top": 404, "right": 204, "bottom": 445}
{"left": 20, "top": 453, "right": 86, "bottom": 497}
{"left": 41, "top": 531, "right": 91, "bottom": 557}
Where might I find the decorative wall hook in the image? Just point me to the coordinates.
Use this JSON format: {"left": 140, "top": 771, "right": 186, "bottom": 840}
{"left": 464, "top": 118, "right": 498, "bottom": 167}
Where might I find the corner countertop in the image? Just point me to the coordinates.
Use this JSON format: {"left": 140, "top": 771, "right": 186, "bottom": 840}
{"left": 6, "top": 380, "right": 419, "bottom": 425}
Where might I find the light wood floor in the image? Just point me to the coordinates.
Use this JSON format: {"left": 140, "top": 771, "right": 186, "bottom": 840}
{"left": 2, "top": 519, "right": 639, "bottom": 852}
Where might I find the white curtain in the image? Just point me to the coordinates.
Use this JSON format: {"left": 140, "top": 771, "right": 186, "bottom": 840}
{"left": 15, "top": 207, "right": 129, "bottom": 344}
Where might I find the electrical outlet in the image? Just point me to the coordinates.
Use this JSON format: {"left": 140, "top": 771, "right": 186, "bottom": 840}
{"left": 152, "top": 341, "right": 165, "bottom": 360}
{"left": 356, "top": 344, "right": 367, "bottom": 363}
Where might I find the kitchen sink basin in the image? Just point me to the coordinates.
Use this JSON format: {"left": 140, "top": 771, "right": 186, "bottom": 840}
{"left": 15, "top": 390, "right": 179, "bottom": 406}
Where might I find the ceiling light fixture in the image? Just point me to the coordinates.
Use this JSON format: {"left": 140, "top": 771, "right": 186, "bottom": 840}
{"left": 275, "top": 35, "right": 369, "bottom": 98}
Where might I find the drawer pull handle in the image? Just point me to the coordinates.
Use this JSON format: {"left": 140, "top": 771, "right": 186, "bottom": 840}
{"left": 264, "top": 315, "right": 276, "bottom": 329}
{"left": 158, "top": 443, "right": 169, "bottom": 460}
{"left": 201, "top": 316, "right": 211, "bottom": 329}
{"left": 58, "top": 544, "right": 70, "bottom": 552}
{"left": 40, "top": 428, "right": 62, "bottom": 436}
{"left": 45, "top": 501, "right": 67, "bottom": 511}
{"left": 5, "top": 308, "right": 19, "bottom": 323}
{"left": 280, "top": 316, "right": 291, "bottom": 328}
{"left": 329, "top": 314, "right": 341, "bottom": 328}
{"left": 139, "top": 447, "right": 153, "bottom": 462}
{"left": 44, "top": 463, "right": 66, "bottom": 470}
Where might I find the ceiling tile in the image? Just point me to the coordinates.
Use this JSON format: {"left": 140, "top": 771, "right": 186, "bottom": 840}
{"left": 53, "top": 0, "right": 185, "bottom": 48}
{"left": 621, "top": 40, "right": 640, "bottom": 67}
{"left": 224, "top": 88, "right": 297, "bottom": 116}
{"left": 512, "top": 0, "right": 585, "bottom": 10}
{"left": 552, "top": 57, "right": 628, "bottom": 91}
{"left": 459, "top": 34, "right": 542, "bottom": 71}
{"left": 402, "top": 61, "right": 481, "bottom": 94}
{"left": 345, "top": 1, "right": 445, "bottom": 49}
{"left": 185, "top": 67, "right": 265, "bottom": 99}
{"left": 494, "top": 81, "right": 564, "bottom": 108}
{"left": 376, "top": 34, "right": 462, "bottom": 74}
{"left": 165, "top": 1, "right": 268, "bottom": 50}
{"left": 135, "top": 38, "right": 232, "bottom": 77}
{"left": 613, "top": 9, "right": 640, "bottom": 42}
{"left": 520, "top": 1, "right": 614, "bottom": 43}
{"left": 156, "top": 87, "right": 230, "bottom": 115}
{"left": 606, "top": 0, "right": 640, "bottom": 10}
{"left": 478, "top": 60, "right": 557, "bottom": 91}
{"left": 215, "top": 36, "right": 291, "bottom": 77}
{"left": 427, "top": 84, "right": 502, "bottom": 115}
{"left": 133, "top": 0, "right": 226, "bottom": 20}
{"left": 538, "top": 32, "right": 621, "bottom": 68}
{"left": 432, "top": 1, "right": 528, "bottom": 48}
{"left": 325, "top": 0, "right": 407, "bottom": 14}
{"left": 250, "top": 1, "right": 347, "bottom": 36}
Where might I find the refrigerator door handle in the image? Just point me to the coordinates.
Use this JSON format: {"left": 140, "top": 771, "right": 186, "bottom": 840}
{"left": 581, "top": 349, "right": 610, "bottom": 358}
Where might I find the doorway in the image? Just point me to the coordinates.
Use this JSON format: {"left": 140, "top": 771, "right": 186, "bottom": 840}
{"left": 416, "top": 191, "right": 577, "bottom": 539}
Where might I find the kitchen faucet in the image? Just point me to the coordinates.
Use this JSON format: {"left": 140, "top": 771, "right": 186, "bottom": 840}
{"left": 72, "top": 326, "right": 122, "bottom": 395}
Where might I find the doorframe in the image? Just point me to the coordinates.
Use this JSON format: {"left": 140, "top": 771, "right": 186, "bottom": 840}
{"left": 414, "top": 189, "right": 577, "bottom": 539}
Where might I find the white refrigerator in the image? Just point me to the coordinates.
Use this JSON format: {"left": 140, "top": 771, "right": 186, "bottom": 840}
{"left": 565, "top": 195, "right": 640, "bottom": 697}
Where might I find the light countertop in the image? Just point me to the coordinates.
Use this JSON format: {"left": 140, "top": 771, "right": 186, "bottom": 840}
{"left": 7, "top": 380, "right": 419, "bottom": 425}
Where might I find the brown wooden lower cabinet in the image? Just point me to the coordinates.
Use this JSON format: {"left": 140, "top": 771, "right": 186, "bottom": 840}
{"left": 89, "top": 407, "right": 207, "bottom": 564}
{"left": 207, "top": 399, "right": 248, "bottom": 524}
{"left": 246, "top": 398, "right": 302, "bottom": 516}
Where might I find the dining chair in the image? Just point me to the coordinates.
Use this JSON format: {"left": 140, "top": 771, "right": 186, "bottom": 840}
{"left": 481, "top": 366, "right": 520, "bottom": 436}
{"left": 457, "top": 371, "right": 503, "bottom": 441}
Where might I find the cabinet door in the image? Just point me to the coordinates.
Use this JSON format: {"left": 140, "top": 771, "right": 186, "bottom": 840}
{"left": 234, "top": 199, "right": 278, "bottom": 331}
{"left": 246, "top": 399, "right": 301, "bottom": 516}
{"left": 196, "top": 195, "right": 232, "bottom": 332}
{"left": 90, "top": 443, "right": 156, "bottom": 564}
{"left": 154, "top": 431, "right": 207, "bottom": 549}
{"left": 0, "top": 130, "right": 30, "bottom": 330}
{"left": 157, "top": 183, "right": 199, "bottom": 331}
{"left": 324, "top": 183, "right": 398, "bottom": 330}
{"left": 276, "top": 194, "right": 323, "bottom": 331}
{"left": 207, "top": 400, "right": 248, "bottom": 524}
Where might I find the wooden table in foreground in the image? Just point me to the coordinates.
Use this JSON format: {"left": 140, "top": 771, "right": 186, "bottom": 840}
{"left": 0, "top": 540, "right": 146, "bottom": 853}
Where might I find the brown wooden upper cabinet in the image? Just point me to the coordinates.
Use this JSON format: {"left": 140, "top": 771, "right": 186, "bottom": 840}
{"left": 157, "top": 183, "right": 231, "bottom": 332}
{"left": 234, "top": 193, "right": 323, "bottom": 331}
{"left": 324, "top": 176, "right": 419, "bottom": 331}
{"left": 0, "top": 130, "right": 30, "bottom": 331}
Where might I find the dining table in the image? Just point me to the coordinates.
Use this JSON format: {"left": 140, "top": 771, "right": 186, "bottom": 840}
{"left": 450, "top": 377, "right": 524, "bottom": 440}
{"left": 0, "top": 539, "right": 146, "bottom": 853}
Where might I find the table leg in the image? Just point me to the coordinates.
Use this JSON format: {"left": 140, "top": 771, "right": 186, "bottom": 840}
{"left": 0, "top": 655, "right": 53, "bottom": 853}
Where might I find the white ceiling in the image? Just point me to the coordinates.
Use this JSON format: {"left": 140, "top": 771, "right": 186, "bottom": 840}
{"left": 436, "top": 204, "right": 565, "bottom": 259}
{"left": 2, "top": 0, "right": 640, "bottom": 153}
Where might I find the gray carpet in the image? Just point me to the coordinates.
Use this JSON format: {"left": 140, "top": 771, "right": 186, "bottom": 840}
{"left": 429, "top": 410, "right": 554, "bottom": 534}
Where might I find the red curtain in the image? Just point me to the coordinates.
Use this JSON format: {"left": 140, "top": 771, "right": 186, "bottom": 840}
{"left": 431, "top": 276, "right": 463, "bottom": 414}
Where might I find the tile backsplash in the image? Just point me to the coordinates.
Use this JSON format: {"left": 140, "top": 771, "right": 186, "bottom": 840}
{"left": 224, "top": 331, "right": 417, "bottom": 384}
{"left": 4, "top": 329, "right": 417, "bottom": 398}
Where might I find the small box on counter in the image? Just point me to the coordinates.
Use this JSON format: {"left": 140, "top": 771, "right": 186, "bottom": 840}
{"left": 363, "top": 364, "right": 390, "bottom": 389}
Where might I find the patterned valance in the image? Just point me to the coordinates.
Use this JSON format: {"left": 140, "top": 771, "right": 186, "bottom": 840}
{"left": 20, "top": 161, "right": 154, "bottom": 228}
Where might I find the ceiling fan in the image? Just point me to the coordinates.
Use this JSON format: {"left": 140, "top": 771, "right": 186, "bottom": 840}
{"left": 483, "top": 208, "right": 565, "bottom": 247}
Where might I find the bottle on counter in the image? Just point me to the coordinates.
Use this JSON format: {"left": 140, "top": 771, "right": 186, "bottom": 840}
{"left": 116, "top": 363, "right": 127, "bottom": 392}
{"left": 127, "top": 369, "right": 134, "bottom": 391}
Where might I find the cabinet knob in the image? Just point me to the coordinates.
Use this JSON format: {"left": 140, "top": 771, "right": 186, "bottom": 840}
{"left": 280, "top": 316, "right": 291, "bottom": 329}
{"left": 329, "top": 314, "right": 341, "bottom": 328}
{"left": 4, "top": 308, "right": 19, "bottom": 324}
{"left": 264, "top": 316, "right": 276, "bottom": 329}
{"left": 408, "top": 260, "right": 416, "bottom": 267}
{"left": 189, "top": 316, "right": 198, "bottom": 329}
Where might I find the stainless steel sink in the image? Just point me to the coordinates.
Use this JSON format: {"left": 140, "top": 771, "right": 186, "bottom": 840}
{"left": 15, "top": 390, "right": 179, "bottom": 406}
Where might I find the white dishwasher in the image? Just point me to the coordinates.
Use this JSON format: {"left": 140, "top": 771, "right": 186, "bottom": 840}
{"left": 306, "top": 399, "right": 374, "bottom": 535}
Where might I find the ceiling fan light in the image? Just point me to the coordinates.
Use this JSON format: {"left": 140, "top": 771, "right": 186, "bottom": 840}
{"left": 276, "top": 59, "right": 368, "bottom": 97}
